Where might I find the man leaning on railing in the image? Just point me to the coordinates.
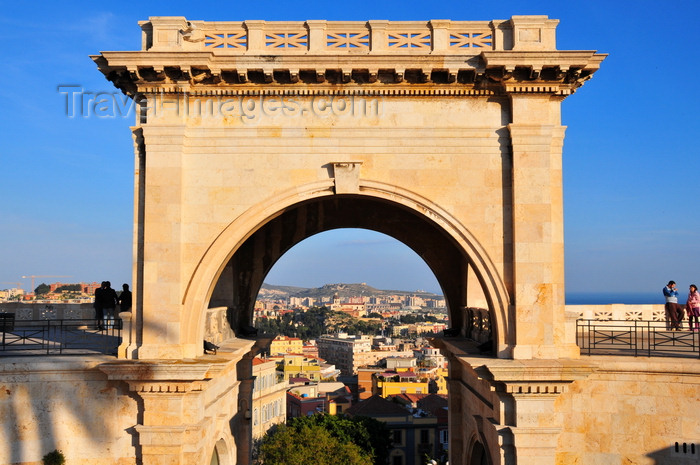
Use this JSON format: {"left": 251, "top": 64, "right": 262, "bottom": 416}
{"left": 663, "top": 281, "right": 684, "bottom": 331}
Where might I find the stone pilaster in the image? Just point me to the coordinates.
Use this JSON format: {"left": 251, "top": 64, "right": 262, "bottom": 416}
{"left": 99, "top": 339, "right": 256, "bottom": 465}
{"left": 99, "top": 361, "right": 212, "bottom": 464}
{"left": 434, "top": 339, "right": 596, "bottom": 465}
{"left": 508, "top": 93, "right": 577, "bottom": 359}
{"left": 136, "top": 123, "right": 189, "bottom": 359}
{"left": 485, "top": 359, "right": 595, "bottom": 465}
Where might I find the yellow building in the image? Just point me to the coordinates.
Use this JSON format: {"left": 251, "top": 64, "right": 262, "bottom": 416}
{"left": 269, "top": 335, "right": 303, "bottom": 355}
{"left": 252, "top": 356, "right": 287, "bottom": 438}
{"left": 280, "top": 354, "right": 321, "bottom": 382}
{"left": 432, "top": 368, "right": 448, "bottom": 395}
{"left": 372, "top": 370, "right": 429, "bottom": 398}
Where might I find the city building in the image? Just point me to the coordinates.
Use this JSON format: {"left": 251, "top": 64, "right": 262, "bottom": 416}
{"left": 316, "top": 333, "right": 372, "bottom": 375}
{"left": 278, "top": 354, "right": 321, "bottom": 382}
{"left": 372, "top": 370, "right": 429, "bottom": 397}
{"left": 252, "top": 356, "right": 287, "bottom": 438}
{"left": 414, "top": 346, "right": 447, "bottom": 369}
{"left": 269, "top": 335, "right": 303, "bottom": 355}
{"left": 346, "top": 395, "right": 439, "bottom": 465}
{"left": 286, "top": 381, "right": 353, "bottom": 417}
{"left": 357, "top": 366, "right": 385, "bottom": 401}
{"left": 385, "top": 356, "right": 417, "bottom": 371}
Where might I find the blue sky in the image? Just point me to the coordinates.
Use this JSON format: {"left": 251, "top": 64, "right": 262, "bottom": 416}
{"left": 0, "top": 1, "right": 698, "bottom": 300}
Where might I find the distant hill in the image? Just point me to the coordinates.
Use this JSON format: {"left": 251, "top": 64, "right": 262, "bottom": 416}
{"left": 259, "top": 282, "right": 442, "bottom": 299}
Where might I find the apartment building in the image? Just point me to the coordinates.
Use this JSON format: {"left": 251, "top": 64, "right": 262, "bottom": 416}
{"left": 252, "top": 356, "right": 287, "bottom": 438}
{"left": 316, "top": 333, "right": 372, "bottom": 375}
{"left": 279, "top": 354, "right": 321, "bottom": 382}
{"left": 269, "top": 335, "right": 303, "bottom": 355}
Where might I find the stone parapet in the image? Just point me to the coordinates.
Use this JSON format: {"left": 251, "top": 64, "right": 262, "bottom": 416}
{"left": 140, "top": 16, "right": 557, "bottom": 54}
{"left": 0, "top": 302, "right": 95, "bottom": 320}
{"left": 567, "top": 303, "right": 666, "bottom": 323}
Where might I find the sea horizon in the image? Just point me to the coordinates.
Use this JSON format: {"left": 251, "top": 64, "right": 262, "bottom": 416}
{"left": 565, "top": 292, "right": 663, "bottom": 305}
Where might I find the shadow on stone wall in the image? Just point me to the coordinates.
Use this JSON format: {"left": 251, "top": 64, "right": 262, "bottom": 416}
{"left": 0, "top": 314, "right": 174, "bottom": 464}
{"left": 647, "top": 443, "right": 699, "bottom": 465}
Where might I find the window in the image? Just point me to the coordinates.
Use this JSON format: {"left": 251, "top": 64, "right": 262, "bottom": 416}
{"left": 392, "top": 455, "right": 403, "bottom": 465}
{"left": 420, "top": 429, "right": 429, "bottom": 444}
{"left": 392, "top": 429, "right": 403, "bottom": 445}
{"left": 439, "top": 429, "right": 448, "bottom": 444}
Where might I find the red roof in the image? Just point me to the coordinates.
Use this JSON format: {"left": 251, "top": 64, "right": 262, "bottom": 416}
{"left": 393, "top": 393, "right": 428, "bottom": 405}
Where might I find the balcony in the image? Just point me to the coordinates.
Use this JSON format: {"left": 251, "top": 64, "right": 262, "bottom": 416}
{"left": 0, "top": 318, "right": 121, "bottom": 356}
{"left": 577, "top": 319, "right": 700, "bottom": 358}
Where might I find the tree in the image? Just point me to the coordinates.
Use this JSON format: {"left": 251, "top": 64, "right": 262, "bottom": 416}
{"left": 55, "top": 284, "right": 80, "bottom": 293}
{"left": 285, "top": 414, "right": 392, "bottom": 465}
{"left": 257, "top": 423, "right": 372, "bottom": 465}
{"left": 35, "top": 283, "right": 50, "bottom": 295}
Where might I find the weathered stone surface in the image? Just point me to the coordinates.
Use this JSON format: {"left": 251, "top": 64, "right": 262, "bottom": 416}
{"left": 435, "top": 339, "right": 700, "bottom": 465}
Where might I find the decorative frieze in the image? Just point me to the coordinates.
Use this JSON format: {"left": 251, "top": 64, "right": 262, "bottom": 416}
{"left": 93, "top": 16, "right": 605, "bottom": 99}
{"left": 502, "top": 382, "right": 570, "bottom": 395}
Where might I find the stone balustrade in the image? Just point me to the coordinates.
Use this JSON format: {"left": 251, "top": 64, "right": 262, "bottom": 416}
{"left": 141, "top": 16, "right": 559, "bottom": 54}
{"left": 0, "top": 302, "right": 667, "bottom": 324}
{"left": 0, "top": 302, "right": 95, "bottom": 320}
{"left": 566, "top": 303, "right": 666, "bottom": 323}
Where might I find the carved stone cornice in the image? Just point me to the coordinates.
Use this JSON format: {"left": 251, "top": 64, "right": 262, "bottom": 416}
{"left": 92, "top": 16, "right": 606, "bottom": 98}
{"left": 474, "top": 358, "right": 596, "bottom": 396}
{"left": 99, "top": 359, "right": 214, "bottom": 394}
{"left": 92, "top": 51, "right": 604, "bottom": 98}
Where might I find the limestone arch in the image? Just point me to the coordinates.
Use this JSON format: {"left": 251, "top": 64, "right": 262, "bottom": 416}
{"left": 210, "top": 438, "right": 233, "bottom": 465}
{"left": 182, "top": 179, "right": 512, "bottom": 356}
{"left": 467, "top": 438, "right": 490, "bottom": 465}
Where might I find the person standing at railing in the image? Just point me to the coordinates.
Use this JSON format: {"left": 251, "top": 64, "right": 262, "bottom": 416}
{"left": 95, "top": 281, "right": 119, "bottom": 329}
{"left": 94, "top": 281, "right": 106, "bottom": 330}
{"left": 119, "top": 283, "right": 132, "bottom": 313}
{"left": 686, "top": 284, "right": 700, "bottom": 332}
{"left": 663, "top": 280, "right": 684, "bottom": 330}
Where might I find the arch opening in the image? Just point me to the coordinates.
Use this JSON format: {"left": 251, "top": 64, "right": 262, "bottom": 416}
{"left": 252, "top": 228, "right": 448, "bottom": 337}
{"left": 197, "top": 193, "right": 506, "bottom": 353}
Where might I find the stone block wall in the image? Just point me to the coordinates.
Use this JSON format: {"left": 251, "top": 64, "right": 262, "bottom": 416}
{"left": 555, "top": 357, "right": 700, "bottom": 465}
{"left": 440, "top": 343, "right": 700, "bottom": 465}
{"left": 0, "top": 359, "right": 139, "bottom": 465}
{"left": 0, "top": 340, "right": 253, "bottom": 465}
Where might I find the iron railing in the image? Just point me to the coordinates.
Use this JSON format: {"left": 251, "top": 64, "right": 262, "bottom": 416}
{"left": 0, "top": 319, "right": 121, "bottom": 356}
{"left": 577, "top": 319, "right": 700, "bottom": 358}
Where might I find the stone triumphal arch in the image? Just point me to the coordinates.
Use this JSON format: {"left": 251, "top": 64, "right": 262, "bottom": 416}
{"left": 95, "top": 15, "right": 604, "bottom": 362}
{"left": 89, "top": 15, "right": 614, "bottom": 465}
